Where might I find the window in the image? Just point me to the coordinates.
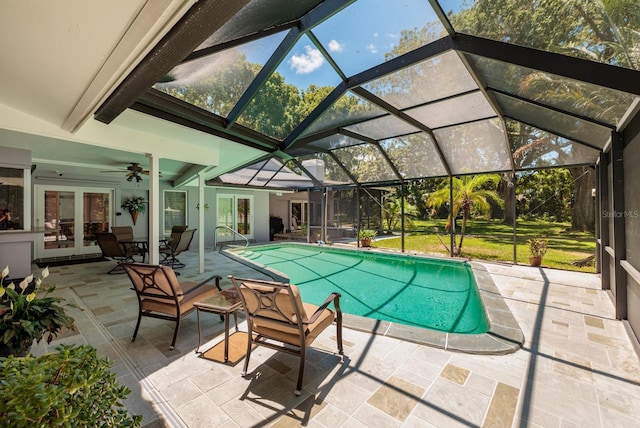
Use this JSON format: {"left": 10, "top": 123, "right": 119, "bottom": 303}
{"left": 0, "top": 167, "right": 25, "bottom": 230}
{"left": 163, "top": 190, "right": 187, "bottom": 234}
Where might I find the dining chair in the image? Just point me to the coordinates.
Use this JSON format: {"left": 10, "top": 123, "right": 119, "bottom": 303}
{"left": 160, "top": 225, "right": 188, "bottom": 250}
{"left": 112, "top": 226, "right": 145, "bottom": 261}
{"left": 171, "top": 225, "right": 188, "bottom": 233}
{"left": 94, "top": 232, "right": 137, "bottom": 274}
{"left": 160, "top": 228, "right": 196, "bottom": 269}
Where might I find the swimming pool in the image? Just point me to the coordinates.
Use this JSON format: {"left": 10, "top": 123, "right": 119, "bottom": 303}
{"left": 229, "top": 244, "right": 488, "bottom": 334}
{"left": 224, "top": 243, "right": 524, "bottom": 354}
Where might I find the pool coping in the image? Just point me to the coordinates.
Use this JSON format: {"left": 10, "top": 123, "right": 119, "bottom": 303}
{"left": 222, "top": 244, "right": 524, "bottom": 355}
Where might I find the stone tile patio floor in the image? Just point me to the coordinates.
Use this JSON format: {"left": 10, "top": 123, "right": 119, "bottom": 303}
{"left": 30, "top": 250, "right": 640, "bottom": 428}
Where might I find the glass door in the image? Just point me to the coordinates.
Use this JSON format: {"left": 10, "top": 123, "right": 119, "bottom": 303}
{"left": 290, "top": 200, "right": 307, "bottom": 231}
{"left": 237, "top": 196, "right": 251, "bottom": 235}
{"left": 83, "top": 191, "right": 110, "bottom": 247}
{"left": 35, "top": 186, "right": 112, "bottom": 259}
{"left": 216, "top": 194, "right": 253, "bottom": 241}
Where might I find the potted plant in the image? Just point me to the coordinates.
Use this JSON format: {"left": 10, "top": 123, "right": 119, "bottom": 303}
{"left": 359, "top": 229, "right": 377, "bottom": 247}
{"left": 121, "top": 195, "right": 147, "bottom": 225}
{"left": 0, "top": 266, "right": 74, "bottom": 357}
{"left": 527, "top": 238, "right": 548, "bottom": 267}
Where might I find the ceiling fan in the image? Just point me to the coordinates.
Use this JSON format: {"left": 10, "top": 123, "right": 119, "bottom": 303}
{"left": 100, "top": 162, "right": 160, "bottom": 182}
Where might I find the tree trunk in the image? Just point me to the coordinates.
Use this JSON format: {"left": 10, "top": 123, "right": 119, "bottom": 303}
{"left": 570, "top": 166, "right": 595, "bottom": 231}
{"left": 500, "top": 173, "right": 515, "bottom": 225}
{"left": 457, "top": 210, "right": 468, "bottom": 255}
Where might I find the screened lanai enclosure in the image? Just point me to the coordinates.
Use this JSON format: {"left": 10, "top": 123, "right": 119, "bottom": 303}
{"left": 95, "top": 0, "right": 640, "bottom": 338}
{"left": 97, "top": 0, "right": 639, "bottom": 179}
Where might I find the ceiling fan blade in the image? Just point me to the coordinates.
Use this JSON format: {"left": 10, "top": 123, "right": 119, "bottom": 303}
{"left": 97, "top": 163, "right": 157, "bottom": 180}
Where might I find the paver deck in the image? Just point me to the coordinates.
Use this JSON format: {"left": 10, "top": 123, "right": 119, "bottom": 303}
{"left": 31, "top": 250, "right": 640, "bottom": 427}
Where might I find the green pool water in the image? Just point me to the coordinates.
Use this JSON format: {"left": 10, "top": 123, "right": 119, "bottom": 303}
{"left": 231, "top": 243, "right": 490, "bottom": 334}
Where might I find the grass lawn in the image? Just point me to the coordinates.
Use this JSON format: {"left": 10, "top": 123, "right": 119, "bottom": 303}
{"left": 370, "top": 218, "right": 597, "bottom": 273}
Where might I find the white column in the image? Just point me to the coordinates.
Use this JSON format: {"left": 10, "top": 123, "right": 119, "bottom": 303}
{"left": 147, "top": 153, "right": 160, "bottom": 265}
{"left": 198, "top": 171, "right": 205, "bottom": 274}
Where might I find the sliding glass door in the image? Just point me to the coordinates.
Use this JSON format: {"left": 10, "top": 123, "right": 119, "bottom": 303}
{"left": 216, "top": 194, "right": 253, "bottom": 241}
{"left": 35, "top": 185, "right": 113, "bottom": 259}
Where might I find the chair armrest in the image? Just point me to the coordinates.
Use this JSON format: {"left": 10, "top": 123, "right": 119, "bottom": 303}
{"left": 178, "top": 274, "right": 222, "bottom": 297}
{"left": 305, "top": 292, "right": 341, "bottom": 324}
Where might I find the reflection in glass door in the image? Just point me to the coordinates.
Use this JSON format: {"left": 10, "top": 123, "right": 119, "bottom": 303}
{"left": 216, "top": 195, "right": 233, "bottom": 241}
{"left": 216, "top": 194, "right": 253, "bottom": 241}
{"left": 83, "top": 192, "right": 110, "bottom": 246}
{"left": 290, "top": 200, "right": 307, "bottom": 231}
{"left": 237, "top": 197, "right": 251, "bottom": 235}
{"left": 36, "top": 186, "right": 112, "bottom": 259}
{"left": 44, "top": 191, "right": 75, "bottom": 250}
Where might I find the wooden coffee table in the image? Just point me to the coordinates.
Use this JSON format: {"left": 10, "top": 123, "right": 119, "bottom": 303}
{"left": 194, "top": 289, "right": 242, "bottom": 362}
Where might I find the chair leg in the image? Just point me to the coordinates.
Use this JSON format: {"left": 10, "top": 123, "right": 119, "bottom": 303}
{"left": 131, "top": 313, "right": 142, "bottom": 343}
{"left": 336, "top": 320, "right": 344, "bottom": 355}
{"left": 242, "top": 327, "right": 253, "bottom": 377}
{"left": 107, "top": 262, "right": 126, "bottom": 274}
{"left": 295, "top": 346, "right": 306, "bottom": 395}
{"left": 169, "top": 257, "right": 185, "bottom": 269}
{"left": 170, "top": 317, "right": 181, "bottom": 350}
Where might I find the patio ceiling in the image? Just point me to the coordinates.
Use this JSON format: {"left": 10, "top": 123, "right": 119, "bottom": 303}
{"left": 95, "top": 0, "right": 640, "bottom": 189}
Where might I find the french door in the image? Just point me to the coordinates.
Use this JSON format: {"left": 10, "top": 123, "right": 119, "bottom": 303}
{"left": 34, "top": 185, "right": 113, "bottom": 259}
{"left": 290, "top": 200, "right": 307, "bottom": 230}
{"left": 216, "top": 194, "right": 253, "bottom": 241}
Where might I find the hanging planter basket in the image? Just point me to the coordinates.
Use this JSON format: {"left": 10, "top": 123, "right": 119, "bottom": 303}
{"left": 130, "top": 210, "right": 139, "bottom": 225}
{"left": 121, "top": 196, "right": 147, "bottom": 226}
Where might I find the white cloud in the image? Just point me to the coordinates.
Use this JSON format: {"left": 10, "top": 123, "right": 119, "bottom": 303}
{"left": 288, "top": 45, "right": 325, "bottom": 74}
{"left": 328, "top": 39, "right": 343, "bottom": 53}
{"left": 367, "top": 43, "right": 378, "bottom": 54}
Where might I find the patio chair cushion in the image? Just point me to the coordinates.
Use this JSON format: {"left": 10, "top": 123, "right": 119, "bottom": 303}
{"left": 140, "top": 277, "right": 221, "bottom": 316}
{"left": 251, "top": 301, "right": 334, "bottom": 346}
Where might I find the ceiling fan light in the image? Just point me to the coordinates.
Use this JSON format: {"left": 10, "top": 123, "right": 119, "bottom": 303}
{"left": 127, "top": 175, "right": 133, "bottom": 182}
{"left": 136, "top": 175, "right": 142, "bottom": 183}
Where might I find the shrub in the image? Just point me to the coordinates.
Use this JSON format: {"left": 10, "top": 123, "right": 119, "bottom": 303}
{"left": 0, "top": 344, "right": 142, "bottom": 427}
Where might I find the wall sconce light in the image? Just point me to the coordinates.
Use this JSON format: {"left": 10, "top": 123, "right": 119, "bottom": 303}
{"left": 196, "top": 203, "right": 209, "bottom": 210}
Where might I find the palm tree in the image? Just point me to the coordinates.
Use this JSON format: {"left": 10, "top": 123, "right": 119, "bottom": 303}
{"left": 382, "top": 195, "right": 418, "bottom": 233}
{"left": 427, "top": 175, "right": 504, "bottom": 255}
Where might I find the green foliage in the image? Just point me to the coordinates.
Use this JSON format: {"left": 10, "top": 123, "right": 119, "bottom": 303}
{"left": 448, "top": 0, "right": 639, "bottom": 70}
{"left": 527, "top": 238, "right": 548, "bottom": 257}
{"left": 517, "top": 169, "right": 573, "bottom": 222}
{"left": 382, "top": 194, "right": 418, "bottom": 232}
{"left": 0, "top": 266, "right": 74, "bottom": 355}
{"left": 427, "top": 175, "right": 503, "bottom": 218}
{"left": 0, "top": 344, "right": 142, "bottom": 427}
{"left": 121, "top": 196, "right": 147, "bottom": 214}
{"left": 426, "top": 175, "right": 504, "bottom": 254}
{"left": 406, "top": 179, "right": 443, "bottom": 219}
{"left": 358, "top": 229, "right": 377, "bottom": 239}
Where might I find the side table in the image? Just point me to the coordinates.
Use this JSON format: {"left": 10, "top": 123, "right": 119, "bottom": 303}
{"left": 194, "top": 289, "right": 242, "bottom": 362}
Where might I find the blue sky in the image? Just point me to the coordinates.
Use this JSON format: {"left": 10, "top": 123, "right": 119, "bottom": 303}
{"left": 279, "top": 0, "right": 445, "bottom": 88}
{"left": 169, "top": 1, "right": 473, "bottom": 90}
